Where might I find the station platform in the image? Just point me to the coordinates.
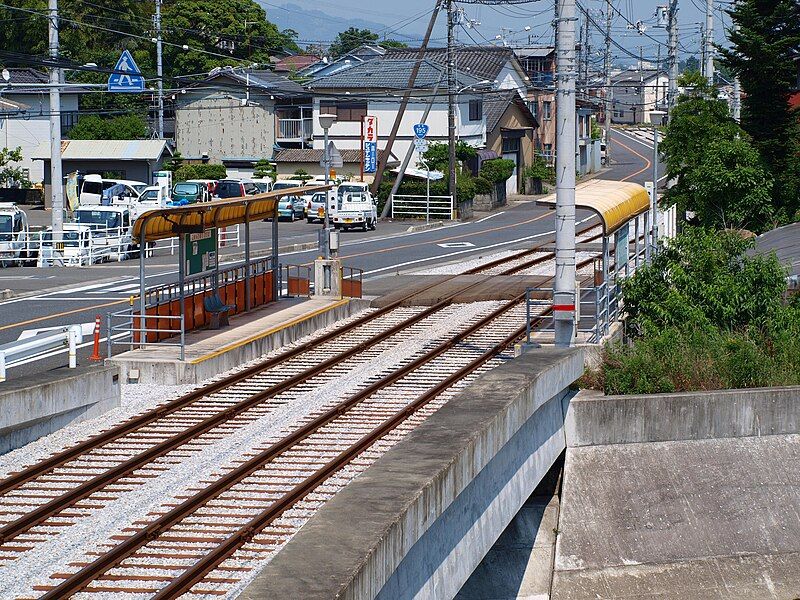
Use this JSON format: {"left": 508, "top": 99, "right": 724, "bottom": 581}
{"left": 369, "top": 274, "right": 552, "bottom": 308}
{"left": 109, "top": 296, "right": 369, "bottom": 385}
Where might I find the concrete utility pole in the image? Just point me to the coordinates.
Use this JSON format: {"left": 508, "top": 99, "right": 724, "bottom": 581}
{"left": 155, "top": 0, "right": 164, "bottom": 138}
{"left": 48, "top": 0, "right": 64, "bottom": 238}
{"left": 732, "top": 20, "right": 741, "bottom": 122}
{"left": 603, "top": 0, "right": 612, "bottom": 165}
{"left": 554, "top": 0, "right": 577, "bottom": 348}
{"left": 446, "top": 0, "right": 457, "bottom": 209}
{"left": 704, "top": 0, "right": 714, "bottom": 85}
{"left": 667, "top": 0, "right": 678, "bottom": 118}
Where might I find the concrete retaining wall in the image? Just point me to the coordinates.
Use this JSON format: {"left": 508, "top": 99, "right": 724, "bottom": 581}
{"left": 239, "top": 347, "right": 584, "bottom": 600}
{"left": 566, "top": 386, "right": 800, "bottom": 447}
{"left": 0, "top": 365, "right": 120, "bottom": 454}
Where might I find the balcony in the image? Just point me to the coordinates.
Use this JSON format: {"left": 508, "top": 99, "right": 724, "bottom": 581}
{"left": 277, "top": 117, "right": 313, "bottom": 142}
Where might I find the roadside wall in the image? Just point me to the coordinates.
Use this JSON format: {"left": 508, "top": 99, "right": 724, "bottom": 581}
{"left": 565, "top": 386, "right": 800, "bottom": 447}
{"left": 0, "top": 365, "right": 120, "bottom": 454}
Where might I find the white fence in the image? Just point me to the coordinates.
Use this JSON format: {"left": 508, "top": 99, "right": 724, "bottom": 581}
{"left": 390, "top": 195, "right": 455, "bottom": 220}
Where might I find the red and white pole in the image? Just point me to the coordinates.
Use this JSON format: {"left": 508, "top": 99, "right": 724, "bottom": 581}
{"left": 89, "top": 315, "right": 102, "bottom": 361}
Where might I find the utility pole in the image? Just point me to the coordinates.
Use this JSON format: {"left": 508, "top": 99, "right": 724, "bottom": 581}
{"left": 704, "top": 0, "right": 714, "bottom": 85}
{"left": 732, "top": 19, "right": 741, "bottom": 122}
{"left": 155, "top": 0, "right": 164, "bottom": 138}
{"left": 48, "top": 0, "right": 64, "bottom": 239}
{"left": 554, "top": 0, "right": 577, "bottom": 348}
{"left": 667, "top": 0, "right": 678, "bottom": 118}
{"left": 603, "top": 0, "right": 612, "bottom": 165}
{"left": 447, "top": 0, "right": 457, "bottom": 210}
{"left": 583, "top": 14, "right": 590, "bottom": 89}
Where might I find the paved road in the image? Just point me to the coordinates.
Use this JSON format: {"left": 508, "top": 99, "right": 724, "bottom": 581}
{"left": 0, "top": 127, "right": 656, "bottom": 378}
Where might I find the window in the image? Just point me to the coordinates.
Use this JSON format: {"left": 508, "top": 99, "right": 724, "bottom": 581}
{"left": 542, "top": 101, "right": 552, "bottom": 120}
{"left": 319, "top": 100, "right": 367, "bottom": 122}
{"left": 528, "top": 100, "right": 538, "bottom": 119}
{"left": 502, "top": 137, "right": 520, "bottom": 153}
{"left": 543, "top": 143, "right": 553, "bottom": 159}
{"left": 468, "top": 99, "right": 483, "bottom": 122}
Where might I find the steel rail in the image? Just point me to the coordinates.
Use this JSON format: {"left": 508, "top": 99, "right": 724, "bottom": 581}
{"left": 41, "top": 284, "right": 536, "bottom": 599}
{"left": 0, "top": 237, "right": 571, "bottom": 544}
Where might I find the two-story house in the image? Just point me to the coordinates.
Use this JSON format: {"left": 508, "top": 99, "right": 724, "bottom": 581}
{"left": 0, "top": 68, "right": 84, "bottom": 183}
{"left": 174, "top": 67, "right": 311, "bottom": 175}
{"left": 515, "top": 47, "right": 557, "bottom": 162}
{"left": 610, "top": 68, "right": 668, "bottom": 125}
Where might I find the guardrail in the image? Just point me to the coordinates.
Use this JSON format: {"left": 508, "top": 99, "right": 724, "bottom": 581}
{"left": 0, "top": 325, "right": 82, "bottom": 381}
{"left": 524, "top": 284, "right": 611, "bottom": 345}
{"left": 108, "top": 311, "right": 185, "bottom": 361}
{"left": 390, "top": 195, "right": 455, "bottom": 220}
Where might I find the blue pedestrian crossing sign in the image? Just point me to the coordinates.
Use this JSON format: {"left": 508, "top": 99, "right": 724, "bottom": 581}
{"left": 108, "top": 50, "right": 144, "bottom": 93}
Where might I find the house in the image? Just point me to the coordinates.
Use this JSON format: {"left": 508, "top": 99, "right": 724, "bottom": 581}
{"left": 610, "top": 69, "right": 668, "bottom": 124}
{"left": 174, "top": 67, "right": 311, "bottom": 170}
{"left": 307, "top": 58, "right": 488, "bottom": 182}
{"left": 299, "top": 45, "right": 387, "bottom": 80}
{"left": 483, "top": 91, "right": 539, "bottom": 195}
{"left": 514, "top": 47, "right": 557, "bottom": 162}
{"left": 790, "top": 55, "right": 800, "bottom": 110}
{"left": 0, "top": 68, "right": 84, "bottom": 183}
{"left": 272, "top": 147, "right": 398, "bottom": 179}
{"left": 31, "top": 139, "right": 173, "bottom": 207}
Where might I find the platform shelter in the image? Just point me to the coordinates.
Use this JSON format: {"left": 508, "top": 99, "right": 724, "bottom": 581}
{"left": 115, "top": 185, "right": 329, "bottom": 359}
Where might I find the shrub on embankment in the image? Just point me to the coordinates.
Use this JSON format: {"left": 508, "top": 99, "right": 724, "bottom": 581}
{"left": 581, "top": 227, "right": 800, "bottom": 394}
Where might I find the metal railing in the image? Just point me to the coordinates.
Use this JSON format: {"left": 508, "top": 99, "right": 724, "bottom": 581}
{"left": 390, "top": 195, "right": 455, "bottom": 220}
{"left": 0, "top": 325, "right": 82, "bottom": 381}
{"left": 523, "top": 284, "right": 613, "bottom": 345}
{"left": 108, "top": 311, "right": 185, "bottom": 361}
{"left": 342, "top": 266, "right": 363, "bottom": 299}
{"left": 1, "top": 225, "right": 137, "bottom": 267}
{"left": 277, "top": 117, "right": 313, "bottom": 140}
{"left": 284, "top": 264, "right": 312, "bottom": 297}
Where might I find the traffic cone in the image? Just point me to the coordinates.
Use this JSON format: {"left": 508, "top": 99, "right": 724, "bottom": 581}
{"left": 89, "top": 315, "right": 102, "bottom": 361}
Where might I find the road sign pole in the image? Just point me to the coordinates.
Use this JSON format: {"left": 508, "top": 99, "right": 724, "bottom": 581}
{"left": 48, "top": 0, "right": 64, "bottom": 250}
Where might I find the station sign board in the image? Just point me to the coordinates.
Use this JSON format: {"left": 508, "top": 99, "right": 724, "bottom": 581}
{"left": 185, "top": 228, "right": 217, "bottom": 275}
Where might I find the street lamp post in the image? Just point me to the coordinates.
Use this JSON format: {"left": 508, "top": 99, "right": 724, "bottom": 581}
{"left": 318, "top": 113, "right": 336, "bottom": 261}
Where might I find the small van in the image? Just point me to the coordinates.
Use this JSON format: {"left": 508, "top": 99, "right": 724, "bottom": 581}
{"left": 172, "top": 181, "right": 210, "bottom": 205}
{"left": 0, "top": 203, "right": 32, "bottom": 265}
{"left": 216, "top": 179, "right": 259, "bottom": 199}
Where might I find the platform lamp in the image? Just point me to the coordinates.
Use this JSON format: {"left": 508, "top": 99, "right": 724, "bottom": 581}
{"left": 318, "top": 113, "right": 336, "bottom": 260}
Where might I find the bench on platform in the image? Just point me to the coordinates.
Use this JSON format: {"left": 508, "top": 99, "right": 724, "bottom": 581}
{"left": 203, "top": 294, "right": 236, "bottom": 329}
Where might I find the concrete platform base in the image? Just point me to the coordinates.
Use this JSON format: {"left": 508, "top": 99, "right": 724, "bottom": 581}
{"left": 110, "top": 297, "right": 369, "bottom": 385}
{"left": 370, "top": 274, "right": 552, "bottom": 308}
{"left": 0, "top": 365, "right": 120, "bottom": 454}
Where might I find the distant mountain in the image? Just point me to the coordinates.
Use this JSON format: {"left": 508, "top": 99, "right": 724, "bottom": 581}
{"left": 260, "top": 2, "right": 423, "bottom": 49}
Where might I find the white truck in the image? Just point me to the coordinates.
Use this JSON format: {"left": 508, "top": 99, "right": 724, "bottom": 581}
{"left": 74, "top": 205, "right": 135, "bottom": 260}
{"left": 37, "top": 223, "right": 111, "bottom": 267}
{"left": 0, "top": 203, "right": 33, "bottom": 266}
{"left": 332, "top": 189, "right": 378, "bottom": 231}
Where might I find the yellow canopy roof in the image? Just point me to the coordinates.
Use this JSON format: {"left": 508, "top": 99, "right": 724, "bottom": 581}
{"left": 131, "top": 185, "right": 331, "bottom": 243}
{"left": 536, "top": 179, "right": 651, "bottom": 235}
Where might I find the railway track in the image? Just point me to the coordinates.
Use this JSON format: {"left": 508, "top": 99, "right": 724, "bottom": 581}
{"left": 0, "top": 225, "right": 604, "bottom": 599}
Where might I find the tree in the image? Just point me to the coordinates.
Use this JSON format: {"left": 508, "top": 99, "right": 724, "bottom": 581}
{"left": 718, "top": 0, "right": 800, "bottom": 220}
{"left": 420, "top": 141, "right": 477, "bottom": 172}
{"left": 0, "top": 147, "right": 31, "bottom": 188}
{"left": 68, "top": 114, "right": 149, "bottom": 140}
{"left": 328, "top": 28, "right": 379, "bottom": 58}
{"left": 253, "top": 159, "right": 276, "bottom": 180}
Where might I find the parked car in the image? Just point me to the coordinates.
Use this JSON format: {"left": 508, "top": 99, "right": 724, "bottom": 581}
{"left": 172, "top": 181, "right": 210, "bottom": 205}
{"left": 216, "top": 179, "right": 259, "bottom": 199}
{"left": 251, "top": 178, "right": 273, "bottom": 193}
{"left": 278, "top": 196, "right": 306, "bottom": 221}
{"left": 306, "top": 191, "right": 335, "bottom": 224}
{"left": 333, "top": 191, "right": 378, "bottom": 231}
{"left": 187, "top": 179, "right": 217, "bottom": 198}
{"left": 80, "top": 175, "right": 147, "bottom": 206}
{"left": 37, "top": 224, "right": 110, "bottom": 266}
{"left": 74, "top": 205, "right": 135, "bottom": 260}
{"left": 0, "top": 203, "right": 32, "bottom": 266}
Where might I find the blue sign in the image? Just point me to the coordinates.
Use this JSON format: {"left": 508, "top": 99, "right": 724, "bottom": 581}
{"left": 364, "top": 141, "right": 378, "bottom": 173}
{"left": 413, "top": 123, "right": 430, "bottom": 139}
{"left": 108, "top": 50, "right": 145, "bottom": 93}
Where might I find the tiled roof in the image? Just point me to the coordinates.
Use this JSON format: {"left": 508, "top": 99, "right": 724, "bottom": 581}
{"left": 308, "top": 58, "right": 479, "bottom": 90}
{"left": 384, "top": 46, "right": 516, "bottom": 81}
{"left": 2, "top": 68, "right": 85, "bottom": 93}
{"left": 274, "top": 55, "right": 321, "bottom": 72}
{"left": 201, "top": 67, "right": 308, "bottom": 97}
{"left": 273, "top": 148, "right": 393, "bottom": 163}
{"left": 611, "top": 69, "right": 667, "bottom": 85}
{"left": 32, "top": 140, "right": 172, "bottom": 161}
{"left": 483, "top": 91, "right": 538, "bottom": 132}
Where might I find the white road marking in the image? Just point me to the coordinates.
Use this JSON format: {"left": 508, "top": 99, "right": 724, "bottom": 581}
{"left": 437, "top": 242, "right": 475, "bottom": 248}
{"left": 474, "top": 212, "right": 505, "bottom": 223}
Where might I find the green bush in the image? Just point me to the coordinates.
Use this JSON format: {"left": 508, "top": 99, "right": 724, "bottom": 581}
{"left": 479, "top": 158, "right": 516, "bottom": 183}
{"left": 376, "top": 172, "right": 478, "bottom": 215}
{"left": 522, "top": 156, "right": 555, "bottom": 184}
{"left": 192, "top": 164, "right": 227, "bottom": 180}
{"left": 421, "top": 141, "right": 478, "bottom": 172}
{"left": 474, "top": 176, "right": 493, "bottom": 195}
{"left": 581, "top": 227, "right": 800, "bottom": 394}
{"left": 174, "top": 164, "right": 198, "bottom": 182}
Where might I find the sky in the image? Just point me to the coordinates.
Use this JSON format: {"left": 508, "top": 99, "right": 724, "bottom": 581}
{"left": 265, "top": 0, "right": 735, "bottom": 64}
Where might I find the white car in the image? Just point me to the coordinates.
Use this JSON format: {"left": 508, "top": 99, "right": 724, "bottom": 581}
{"left": 333, "top": 191, "right": 378, "bottom": 231}
{"left": 37, "top": 224, "right": 111, "bottom": 267}
{"left": 306, "top": 191, "right": 337, "bottom": 224}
